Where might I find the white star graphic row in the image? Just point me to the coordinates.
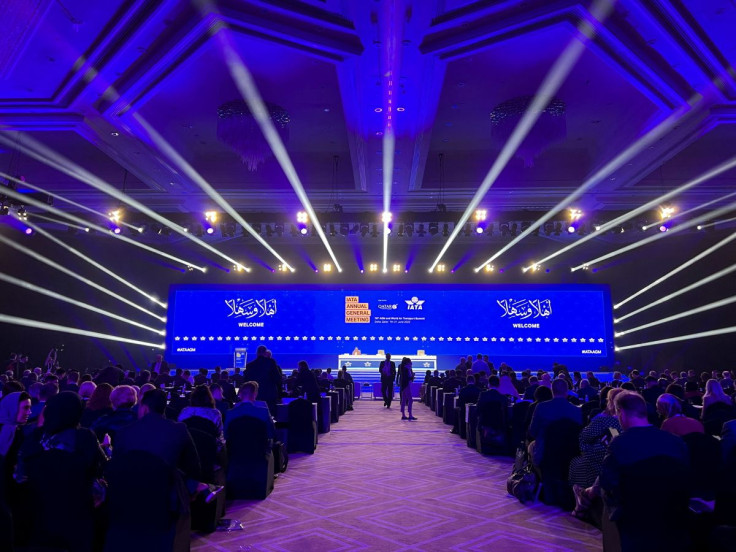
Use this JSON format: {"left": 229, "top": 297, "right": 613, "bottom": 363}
{"left": 173, "top": 335, "right": 606, "bottom": 343}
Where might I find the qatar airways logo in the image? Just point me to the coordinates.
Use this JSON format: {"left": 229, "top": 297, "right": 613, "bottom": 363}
{"left": 405, "top": 296, "right": 425, "bottom": 310}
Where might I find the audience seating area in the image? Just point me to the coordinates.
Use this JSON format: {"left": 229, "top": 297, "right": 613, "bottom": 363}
{"left": 422, "top": 362, "right": 736, "bottom": 552}
{"left": 0, "top": 358, "right": 355, "bottom": 552}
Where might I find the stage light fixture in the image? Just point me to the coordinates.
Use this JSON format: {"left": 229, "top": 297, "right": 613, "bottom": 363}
{"left": 205, "top": 210, "right": 218, "bottom": 223}
{"left": 569, "top": 208, "right": 583, "bottom": 220}
{"left": 660, "top": 206, "right": 675, "bottom": 220}
{"left": 17, "top": 207, "right": 28, "bottom": 220}
{"left": 205, "top": 226, "right": 215, "bottom": 235}
{"left": 382, "top": 211, "right": 392, "bottom": 223}
{"left": 108, "top": 208, "right": 122, "bottom": 223}
{"left": 0, "top": 204, "right": 8, "bottom": 216}
{"left": 369, "top": 263, "right": 379, "bottom": 272}
{"left": 474, "top": 209, "right": 487, "bottom": 221}
{"left": 429, "top": 222, "right": 439, "bottom": 236}
{"left": 436, "top": 263, "right": 446, "bottom": 272}
{"left": 659, "top": 224, "right": 669, "bottom": 232}
{"left": 24, "top": 227, "right": 33, "bottom": 235}
{"left": 484, "top": 264, "right": 494, "bottom": 273}
{"left": 300, "top": 225, "right": 308, "bottom": 235}
{"left": 392, "top": 264, "right": 402, "bottom": 272}
{"left": 112, "top": 227, "right": 121, "bottom": 234}
{"left": 296, "top": 211, "right": 308, "bottom": 223}
{"left": 322, "top": 263, "right": 332, "bottom": 272}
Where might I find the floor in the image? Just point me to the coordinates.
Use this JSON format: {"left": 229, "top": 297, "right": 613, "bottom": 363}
{"left": 191, "top": 398, "right": 602, "bottom": 552}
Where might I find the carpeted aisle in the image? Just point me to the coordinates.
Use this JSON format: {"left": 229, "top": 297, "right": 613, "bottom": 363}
{"left": 192, "top": 400, "right": 601, "bottom": 551}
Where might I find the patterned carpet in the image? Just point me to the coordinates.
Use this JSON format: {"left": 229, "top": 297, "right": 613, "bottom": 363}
{"left": 192, "top": 399, "right": 602, "bottom": 551}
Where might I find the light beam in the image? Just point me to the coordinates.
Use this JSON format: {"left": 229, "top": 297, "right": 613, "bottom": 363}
{"left": 0, "top": 314, "right": 165, "bottom": 349}
{"left": 615, "top": 326, "right": 736, "bottom": 351}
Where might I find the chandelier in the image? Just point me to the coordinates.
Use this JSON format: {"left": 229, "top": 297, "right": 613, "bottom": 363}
{"left": 216, "top": 100, "right": 290, "bottom": 171}
{"left": 490, "top": 96, "right": 566, "bottom": 168}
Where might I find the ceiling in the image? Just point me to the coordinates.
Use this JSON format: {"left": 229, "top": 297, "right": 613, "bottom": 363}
{"left": 0, "top": 0, "right": 735, "bottom": 250}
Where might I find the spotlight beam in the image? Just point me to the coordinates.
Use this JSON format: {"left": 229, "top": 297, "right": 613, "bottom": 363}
{"left": 209, "top": 23, "right": 343, "bottom": 272}
{"left": 0, "top": 180, "right": 207, "bottom": 271}
{"left": 0, "top": 233, "right": 166, "bottom": 322}
{"left": 28, "top": 212, "right": 89, "bottom": 232}
{"left": 614, "top": 231, "right": 736, "bottom": 309}
{"left": 0, "top": 171, "right": 140, "bottom": 231}
{"left": 615, "top": 262, "right": 736, "bottom": 324}
{"left": 0, "top": 314, "right": 165, "bottom": 349}
{"left": 0, "top": 272, "right": 165, "bottom": 335}
{"left": 572, "top": 199, "right": 736, "bottom": 271}
{"left": 615, "top": 326, "right": 736, "bottom": 351}
{"left": 383, "top": 132, "right": 395, "bottom": 274}
{"left": 429, "top": 0, "right": 615, "bottom": 272}
{"left": 616, "top": 295, "right": 736, "bottom": 337}
{"left": 132, "top": 114, "right": 305, "bottom": 273}
{"left": 476, "top": 99, "right": 699, "bottom": 272}
{"left": 698, "top": 215, "right": 736, "bottom": 229}
{"left": 0, "top": 133, "right": 244, "bottom": 272}
{"left": 642, "top": 189, "right": 736, "bottom": 230}
{"left": 23, "top": 218, "right": 167, "bottom": 308}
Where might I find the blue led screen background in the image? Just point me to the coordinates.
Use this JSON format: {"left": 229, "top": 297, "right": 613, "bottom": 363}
{"left": 166, "top": 284, "right": 614, "bottom": 370}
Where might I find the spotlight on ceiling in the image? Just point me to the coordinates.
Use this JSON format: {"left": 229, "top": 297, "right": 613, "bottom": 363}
{"left": 392, "top": 263, "right": 402, "bottom": 272}
{"left": 368, "top": 263, "right": 379, "bottom": 272}
{"left": 381, "top": 211, "right": 392, "bottom": 224}
{"left": 436, "top": 263, "right": 446, "bottom": 272}
{"left": 474, "top": 209, "right": 487, "bottom": 221}
{"left": 429, "top": 222, "right": 439, "bottom": 236}
{"left": 323, "top": 263, "right": 333, "bottom": 272}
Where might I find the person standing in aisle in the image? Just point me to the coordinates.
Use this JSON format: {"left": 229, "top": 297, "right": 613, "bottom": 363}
{"left": 397, "top": 357, "right": 416, "bottom": 421}
{"left": 379, "top": 353, "right": 396, "bottom": 408}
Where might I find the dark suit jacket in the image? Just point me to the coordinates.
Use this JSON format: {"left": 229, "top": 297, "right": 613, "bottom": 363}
{"left": 379, "top": 360, "right": 396, "bottom": 381}
{"left": 244, "top": 356, "right": 281, "bottom": 408}
{"left": 150, "top": 360, "right": 169, "bottom": 374}
{"left": 529, "top": 397, "right": 582, "bottom": 461}
{"left": 225, "top": 402, "right": 276, "bottom": 440}
{"left": 114, "top": 413, "right": 200, "bottom": 480}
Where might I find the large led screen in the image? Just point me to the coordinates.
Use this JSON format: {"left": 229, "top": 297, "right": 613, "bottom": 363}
{"left": 166, "top": 284, "right": 614, "bottom": 364}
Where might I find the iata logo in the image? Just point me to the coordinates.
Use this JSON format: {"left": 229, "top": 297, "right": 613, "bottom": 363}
{"left": 405, "top": 296, "right": 425, "bottom": 310}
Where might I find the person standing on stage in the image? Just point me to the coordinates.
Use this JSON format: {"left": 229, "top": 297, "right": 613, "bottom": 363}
{"left": 379, "top": 353, "right": 396, "bottom": 408}
{"left": 397, "top": 357, "right": 416, "bottom": 421}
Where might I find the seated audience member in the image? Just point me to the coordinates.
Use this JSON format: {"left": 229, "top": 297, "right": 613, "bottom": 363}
{"left": 476, "top": 376, "right": 505, "bottom": 410}
{"left": 94, "top": 364, "right": 124, "bottom": 387}
{"left": 641, "top": 376, "right": 663, "bottom": 404}
{"left": 179, "top": 385, "right": 225, "bottom": 445}
{"left": 29, "top": 382, "right": 59, "bottom": 426}
{"left": 80, "top": 383, "right": 114, "bottom": 428}
{"left": 114, "top": 389, "right": 201, "bottom": 484}
{"left": 225, "top": 381, "right": 275, "bottom": 440}
{"left": 664, "top": 383, "right": 701, "bottom": 419}
{"left": 325, "top": 368, "right": 334, "bottom": 380}
{"left": 218, "top": 372, "right": 237, "bottom": 403}
{"left": 442, "top": 370, "right": 462, "bottom": 393}
{"left": 523, "top": 376, "right": 540, "bottom": 401}
{"left": 458, "top": 375, "right": 481, "bottom": 406}
{"left": 586, "top": 371, "right": 601, "bottom": 389}
{"left": 498, "top": 374, "right": 520, "bottom": 400}
{"left": 570, "top": 388, "right": 624, "bottom": 490}
{"left": 524, "top": 385, "right": 553, "bottom": 436}
{"left": 539, "top": 372, "right": 552, "bottom": 389}
{"left": 209, "top": 384, "right": 231, "bottom": 422}
{"left": 701, "top": 378, "right": 736, "bottom": 435}
{"left": 60, "top": 370, "right": 80, "bottom": 393}
{"left": 134, "top": 370, "right": 151, "bottom": 387}
{"left": 721, "top": 418, "right": 736, "bottom": 462}
{"left": 91, "top": 385, "right": 138, "bottom": 443}
{"left": 657, "top": 393, "right": 704, "bottom": 436}
{"left": 2, "top": 380, "right": 25, "bottom": 397}
{"left": 423, "top": 370, "right": 432, "bottom": 384}
{"left": 78, "top": 381, "right": 96, "bottom": 401}
{"left": 599, "top": 391, "right": 690, "bottom": 547}
{"left": 171, "top": 368, "right": 191, "bottom": 391}
{"left": 684, "top": 381, "right": 703, "bottom": 405}
{"left": 577, "top": 379, "right": 598, "bottom": 403}
{"left": 528, "top": 379, "right": 582, "bottom": 465}
{"left": 295, "top": 361, "right": 320, "bottom": 403}
{"left": 720, "top": 371, "right": 734, "bottom": 392}
{"left": 193, "top": 368, "right": 209, "bottom": 387}
{"left": 231, "top": 367, "right": 245, "bottom": 387}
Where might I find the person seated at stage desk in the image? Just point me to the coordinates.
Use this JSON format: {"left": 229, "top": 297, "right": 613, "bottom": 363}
{"left": 244, "top": 345, "right": 282, "bottom": 415}
{"left": 295, "top": 361, "right": 320, "bottom": 403}
{"left": 225, "top": 382, "right": 275, "bottom": 440}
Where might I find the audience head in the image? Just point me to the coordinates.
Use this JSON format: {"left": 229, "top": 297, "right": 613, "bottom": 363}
{"left": 0, "top": 392, "right": 32, "bottom": 447}
{"left": 580, "top": 379, "right": 590, "bottom": 389}
{"left": 665, "top": 383, "right": 685, "bottom": 400}
{"left": 656, "top": 393, "right": 682, "bottom": 420}
{"left": 488, "top": 375, "right": 500, "bottom": 389}
{"left": 78, "top": 381, "right": 96, "bottom": 400}
{"left": 39, "top": 382, "right": 59, "bottom": 402}
{"left": 43, "top": 391, "right": 84, "bottom": 435}
{"left": 110, "top": 385, "right": 137, "bottom": 410}
{"left": 190, "top": 385, "right": 215, "bottom": 408}
{"left": 298, "top": 360, "right": 309, "bottom": 372}
{"left": 528, "top": 375, "right": 538, "bottom": 385}
{"left": 621, "top": 382, "right": 636, "bottom": 391}
{"left": 704, "top": 378, "right": 730, "bottom": 402}
{"left": 257, "top": 345, "right": 268, "bottom": 357}
{"left": 238, "top": 381, "right": 259, "bottom": 402}
{"left": 139, "top": 389, "right": 167, "bottom": 418}
{"left": 551, "top": 378, "right": 568, "bottom": 398}
{"left": 466, "top": 375, "right": 475, "bottom": 385}
{"left": 534, "top": 385, "right": 553, "bottom": 403}
{"left": 3, "top": 380, "right": 25, "bottom": 395}
{"left": 615, "top": 391, "right": 649, "bottom": 430}
{"left": 139, "top": 383, "right": 156, "bottom": 398}
{"left": 87, "top": 383, "right": 113, "bottom": 411}
{"left": 604, "top": 387, "right": 624, "bottom": 416}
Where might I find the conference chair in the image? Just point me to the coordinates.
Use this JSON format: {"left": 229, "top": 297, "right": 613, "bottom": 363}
{"left": 287, "top": 398, "right": 318, "bottom": 454}
{"left": 537, "top": 418, "right": 581, "bottom": 509}
{"left": 25, "top": 448, "right": 98, "bottom": 552}
{"left": 183, "top": 420, "right": 226, "bottom": 533}
{"left": 682, "top": 432, "right": 722, "bottom": 501}
{"left": 226, "top": 416, "right": 275, "bottom": 500}
{"left": 104, "top": 450, "right": 191, "bottom": 552}
{"left": 475, "top": 399, "right": 510, "bottom": 456}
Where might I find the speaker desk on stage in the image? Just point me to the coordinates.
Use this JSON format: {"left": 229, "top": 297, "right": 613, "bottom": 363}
{"left": 337, "top": 353, "right": 438, "bottom": 384}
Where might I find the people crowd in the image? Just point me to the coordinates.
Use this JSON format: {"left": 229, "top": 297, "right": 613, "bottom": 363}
{"left": 0, "top": 345, "right": 355, "bottom": 551}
